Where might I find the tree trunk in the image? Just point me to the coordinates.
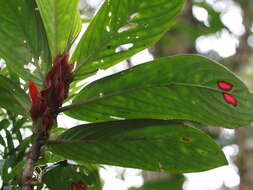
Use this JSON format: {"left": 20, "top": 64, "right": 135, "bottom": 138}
{"left": 233, "top": 1, "right": 253, "bottom": 190}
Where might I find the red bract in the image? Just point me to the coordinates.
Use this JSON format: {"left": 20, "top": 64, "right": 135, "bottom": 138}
{"left": 28, "top": 80, "right": 45, "bottom": 121}
{"left": 28, "top": 53, "right": 73, "bottom": 135}
{"left": 42, "top": 108, "right": 53, "bottom": 131}
{"left": 43, "top": 52, "right": 73, "bottom": 111}
{"left": 28, "top": 80, "right": 41, "bottom": 104}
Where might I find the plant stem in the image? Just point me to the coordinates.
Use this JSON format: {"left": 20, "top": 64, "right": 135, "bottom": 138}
{"left": 21, "top": 133, "right": 44, "bottom": 190}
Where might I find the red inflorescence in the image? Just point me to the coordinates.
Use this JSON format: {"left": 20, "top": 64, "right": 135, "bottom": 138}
{"left": 28, "top": 80, "right": 45, "bottom": 121}
{"left": 79, "top": 181, "right": 87, "bottom": 189}
{"left": 43, "top": 52, "right": 73, "bottom": 111}
{"left": 217, "top": 81, "right": 233, "bottom": 91}
{"left": 182, "top": 137, "right": 190, "bottom": 142}
{"left": 28, "top": 80, "right": 41, "bottom": 104}
{"left": 28, "top": 53, "right": 73, "bottom": 135}
{"left": 223, "top": 93, "right": 237, "bottom": 106}
{"left": 71, "top": 183, "right": 78, "bottom": 190}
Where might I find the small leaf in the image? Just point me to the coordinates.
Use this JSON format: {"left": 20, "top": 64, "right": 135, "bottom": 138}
{"left": 0, "top": 119, "right": 10, "bottom": 130}
{"left": 64, "top": 55, "right": 253, "bottom": 128}
{"left": 49, "top": 120, "right": 227, "bottom": 173}
{"left": 5, "top": 130, "right": 14, "bottom": 153}
{"left": 43, "top": 164, "right": 101, "bottom": 190}
{"left": 72, "top": 0, "right": 185, "bottom": 79}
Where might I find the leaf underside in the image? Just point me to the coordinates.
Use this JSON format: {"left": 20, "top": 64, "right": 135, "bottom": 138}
{"left": 66, "top": 55, "right": 253, "bottom": 128}
{"left": 49, "top": 119, "right": 227, "bottom": 173}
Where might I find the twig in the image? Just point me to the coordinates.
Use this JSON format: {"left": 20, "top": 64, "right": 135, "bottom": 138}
{"left": 21, "top": 133, "right": 45, "bottom": 190}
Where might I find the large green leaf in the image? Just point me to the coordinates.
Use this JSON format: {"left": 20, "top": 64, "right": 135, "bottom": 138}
{"left": 64, "top": 55, "right": 253, "bottom": 128}
{"left": 49, "top": 120, "right": 227, "bottom": 173}
{"left": 0, "top": 75, "right": 30, "bottom": 116}
{"left": 72, "top": 0, "right": 185, "bottom": 79}
{"left": 0, "top": 0, "right": 51, "bottom": 81}
{"left": 36, "top": 0, "right": 81, "bottom": 58}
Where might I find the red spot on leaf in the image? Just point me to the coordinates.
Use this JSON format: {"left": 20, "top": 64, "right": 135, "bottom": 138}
{"left": 71, "top": 183, "right": 78, "bottom": 190}
{"left": 79, "top": 181, "right": 87, "bottom": 189}
{"left": 182, "top": 138, "right": 190, "bottom": 142}
{"left": 223, "top": 93, "right": 237, "bottom": 106}
{"left": 217, "top": 81, "right": 233, "bottom": 91}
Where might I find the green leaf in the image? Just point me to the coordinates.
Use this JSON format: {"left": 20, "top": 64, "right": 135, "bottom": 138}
{"left": 65, "top": 55, "right": 253, "bottom": 128}
{"left": 49, "top": 120, "right": 227, "bottom": 173}
{"left": 36, "top": 0, "right": 81, "bottom": 58}
{"left": 0, "top": 0, "right": 51, "bottom": 81}
{"left": 72, "top": 0, "right": 185, "bottom": 79}
{"left": 0, "top": 135, "right": 6, "bottom": 147}
{"left": 195, "top": 2, "right": 229, "bottom": 35}
{"left": 0, "top": 119, "right": 10, "bottom": 130}
{"left": 43, "top": 164, "right": 101, "bottom": 190}
{"left": 0, "top": 75, "right": 30, "bottom": 116}
{"left": 5, "top": 130, "right": 14, "bottom": 153}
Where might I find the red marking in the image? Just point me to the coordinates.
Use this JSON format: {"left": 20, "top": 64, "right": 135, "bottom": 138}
{"left": 223, "top": 93, "right": 237, "bottom": 106}
{"left": 79, "top": 181, "right": 87, "bottom": 189}
{"left": 28, "top": 80, "right": 41, "bottom": 104}
{"left": 71, "top": 183, "right": 78, "bottom": 190}
{"left": 182, "top": 138, "right": 190, "bottom": 142}
{"left": 217, "top": 81, "right": 233, "bottom": 91}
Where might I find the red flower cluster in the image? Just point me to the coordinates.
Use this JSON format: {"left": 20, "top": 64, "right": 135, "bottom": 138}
{"left": 28, "top": 53, "right": 73, "bottom": 134}
{"left": 71, "top": 181, "right": 87, "bottom": 190}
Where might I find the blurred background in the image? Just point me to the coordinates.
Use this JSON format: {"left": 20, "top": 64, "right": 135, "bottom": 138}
{"left": 74, "top": 0, "right": 253, "bottom": 189}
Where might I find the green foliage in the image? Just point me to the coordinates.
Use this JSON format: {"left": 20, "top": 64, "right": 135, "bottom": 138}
{"left": 0, "top": 75, "right": 30, "bottom": 116}
{"left": 0, "top": 0, "right": 252, "bottom": 189}
{"left": 36, "top": 0, "right": 81, "bottom": 58}
{"left": 66, "top": 55, "right": 253, "bottom": 128}
{"left": 50, "top": 120, "right": 227, "bottom": 173}
{"left": 72, "top": 0, "right": 185, "bottom": 79}
{"left": 43, "top": 162, "right": 102, "bottom": 190}
{"left": 0, "top": 117, "right": 31, "bottom": 189}
{"left": 0, "top": 0, "right": 50, "bottom": 81}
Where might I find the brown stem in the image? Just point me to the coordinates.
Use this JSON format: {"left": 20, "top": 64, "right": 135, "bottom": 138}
{"left": 21, "top": 133, "right": 45, "bottom": 190}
